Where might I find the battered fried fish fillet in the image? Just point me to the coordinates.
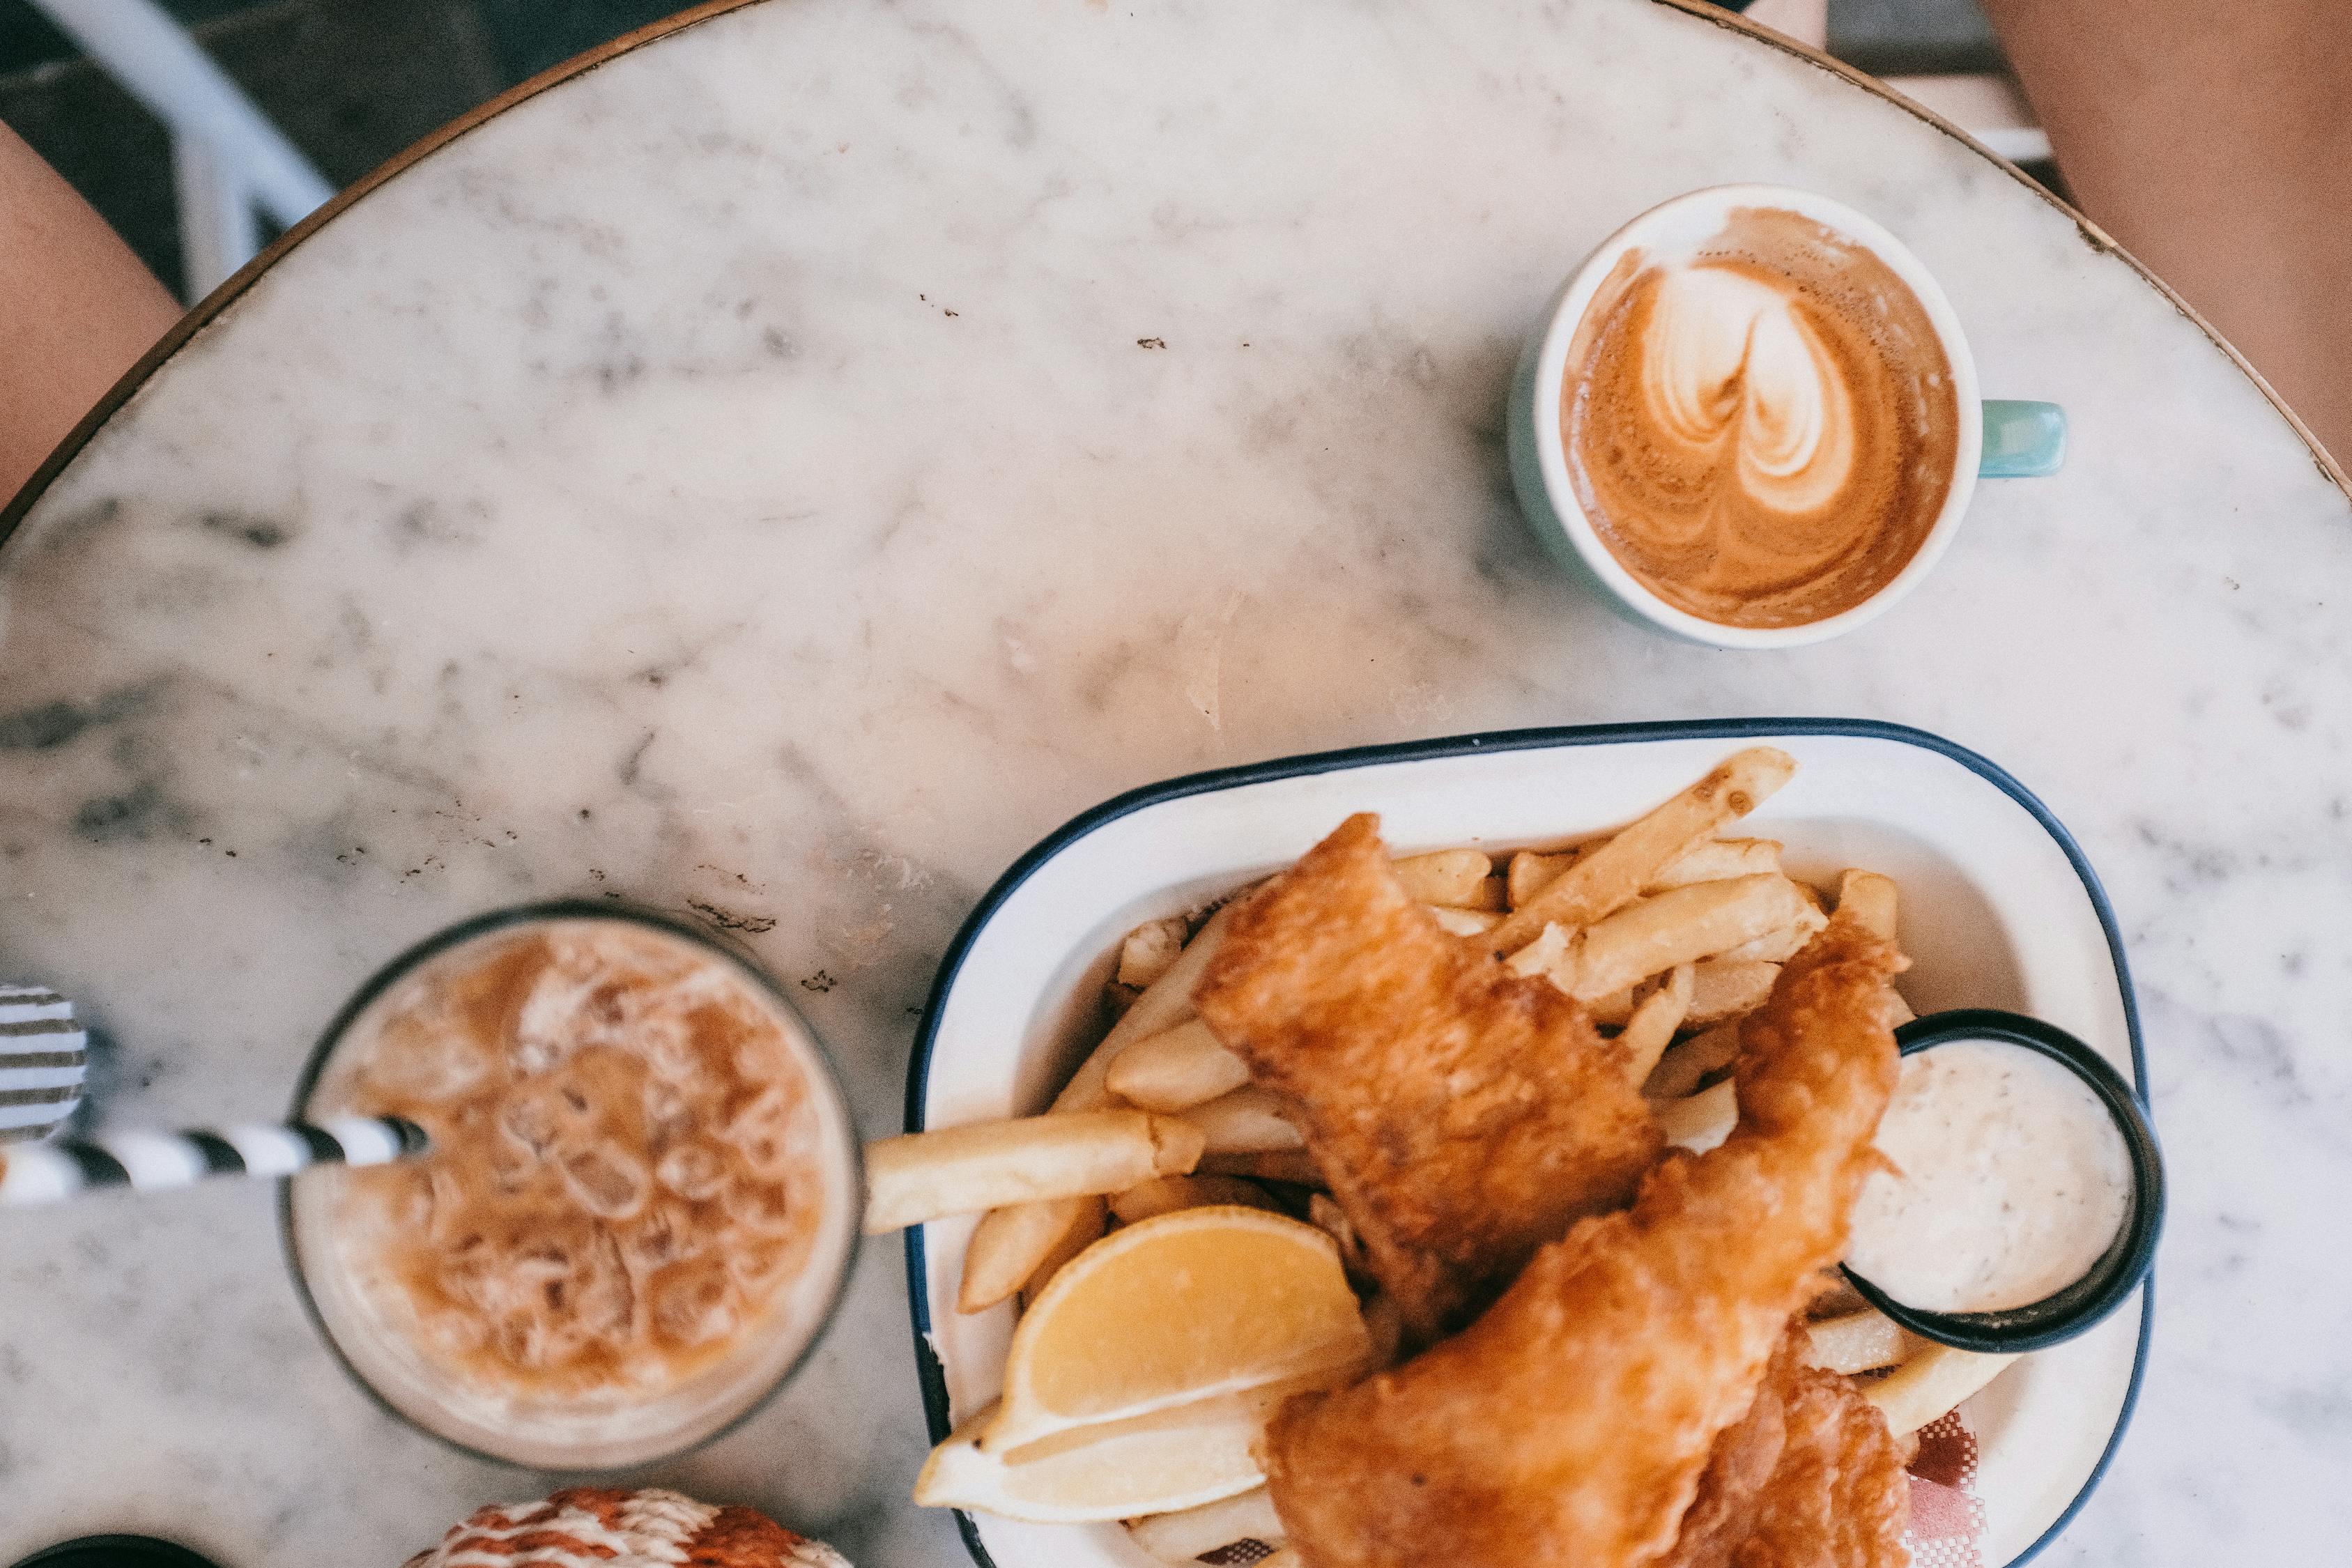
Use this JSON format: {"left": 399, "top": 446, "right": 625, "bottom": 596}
{"left": 1263, "top": 912, "right": 1904, "bottom": 1568}
{"left": 1730, "top": 1358, "right": 1910, "bottom": 1568}
{"left": 1659, "top": 1327, "right": 1909, "bottom": 1568}
{"left": 1657, "top": 1335, "right": 1801, "bottom": 1568}
{"left": 1193, "top": 813, "right": 1663, "bottom": 1340}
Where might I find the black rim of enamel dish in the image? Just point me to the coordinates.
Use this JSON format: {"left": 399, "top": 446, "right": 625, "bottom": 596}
{"left": 1842, "top": 1008, "right": 2165, "bottom": 1356}
{"left": 277, "top": 898, "right": 865, "bottom": 1472}
{"left": 900, "top": 716, "right": 2155, "bottom": 1568}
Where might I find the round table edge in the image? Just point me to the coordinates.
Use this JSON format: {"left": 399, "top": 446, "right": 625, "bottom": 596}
{"left": 0, "top": 0, "right": 2341, "bottom": 552}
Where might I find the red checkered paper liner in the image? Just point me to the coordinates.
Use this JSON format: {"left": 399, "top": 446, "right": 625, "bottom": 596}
{"left": 1905, "top": 1409, "right": 1989, "bottom": 1568}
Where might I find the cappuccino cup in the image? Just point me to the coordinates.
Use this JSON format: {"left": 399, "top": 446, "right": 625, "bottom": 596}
{"left": 1508, "top": 184, "right": 2063, "bottom": 648}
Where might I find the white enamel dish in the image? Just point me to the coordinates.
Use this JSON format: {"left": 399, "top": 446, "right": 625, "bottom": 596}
{"left": 904, "top": 719, "right": 2150, "bottom": 1568}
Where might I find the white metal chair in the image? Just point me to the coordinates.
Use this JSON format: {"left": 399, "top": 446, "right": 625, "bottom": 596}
{"left": 1742, "top": 0, "right": 2051, "bottom": 164}
{"left": 26, "top": 0, "right": 334, "bottom": 299}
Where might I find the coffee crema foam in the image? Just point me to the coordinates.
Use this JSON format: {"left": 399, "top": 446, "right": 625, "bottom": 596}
{"left": 1561, "top": 208, "right": 1960, "bottom": 629}
{"left": 322, "top": 922, "right": 832, "bottom": 1414}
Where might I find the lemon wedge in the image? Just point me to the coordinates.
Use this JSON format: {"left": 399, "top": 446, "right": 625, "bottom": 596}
{"left": 982, "top": 1205, "right": 1370, "bottom": 1454}
{"left": 915, "top": 1385, "right": 1296, "bottom": 1523}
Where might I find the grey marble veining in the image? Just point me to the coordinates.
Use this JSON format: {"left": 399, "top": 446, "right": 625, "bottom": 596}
{"left": 1, "top": 1, "right": 2347, "bottom": 1563}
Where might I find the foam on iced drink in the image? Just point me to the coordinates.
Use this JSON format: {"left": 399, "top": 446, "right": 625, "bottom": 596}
{"left": 312, "top": 918, "right": 847, "bottom": 1427}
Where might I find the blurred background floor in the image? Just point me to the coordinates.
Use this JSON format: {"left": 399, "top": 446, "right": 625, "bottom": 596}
{"left": 0, "top": 0, "right": 677, "bottom": 298}
{"left": 0, "top": 0, "right": 2054, "bottom": 302}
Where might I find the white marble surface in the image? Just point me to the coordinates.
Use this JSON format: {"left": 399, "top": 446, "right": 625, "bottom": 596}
{"left": 0, "top": 1, "right": 2345, "bottom": 1563}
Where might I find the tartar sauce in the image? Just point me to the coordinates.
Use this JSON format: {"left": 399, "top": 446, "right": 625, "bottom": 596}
{"left": 1844, "top": 1038, "right": 2131, "bottom": 1314}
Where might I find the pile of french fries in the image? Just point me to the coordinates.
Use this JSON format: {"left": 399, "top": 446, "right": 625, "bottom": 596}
{"left": 865, "top": 748, "right": 2020, "bottom": 1554}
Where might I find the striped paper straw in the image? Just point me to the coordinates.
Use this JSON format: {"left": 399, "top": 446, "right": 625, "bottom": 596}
{"left": 0, "top": 1115, "right": 428, "bottom": 1206}
{"left": 1, "top": 985, "right": 88, "bottom": 1144}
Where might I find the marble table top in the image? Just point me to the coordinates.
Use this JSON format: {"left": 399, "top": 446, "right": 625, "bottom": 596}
{"left": 3, "top": 1, "right": 2347, "bottom": 1563}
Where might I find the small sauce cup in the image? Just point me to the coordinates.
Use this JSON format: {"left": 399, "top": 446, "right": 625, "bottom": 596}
{"left": 1842, "top": 1008, "right": 2163, "bottom": 1355}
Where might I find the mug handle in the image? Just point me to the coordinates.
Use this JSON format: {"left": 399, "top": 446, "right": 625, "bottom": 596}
{"left": 1981, "top": 399, "right": 2066, "bottom": 477}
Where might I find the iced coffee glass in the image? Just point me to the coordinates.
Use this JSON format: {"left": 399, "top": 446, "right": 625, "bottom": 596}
{"left": 285, "top": 904, "right": 861, "bottom": 1468}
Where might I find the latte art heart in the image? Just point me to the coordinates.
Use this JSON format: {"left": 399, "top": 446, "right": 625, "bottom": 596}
{"left": 1640, "top": 267, "right": 1858, "bottom": 518}
{"left": 1562, "top": 208, "right": 1959, "bottom": 630}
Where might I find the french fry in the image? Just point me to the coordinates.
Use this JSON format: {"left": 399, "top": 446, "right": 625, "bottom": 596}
{"left": 1117, "top": 918, "right": 1191, "bottom": 988}
{"left": 1503, "top": 922, "right": 1572, "bottom": 980}
{"left": 1200, "top": 1148, "right": 1323, "bottom": 1187}
{"left": 1107, "top": 1018, "right": 1252, "bottom": 1112}
{"left": 1108, "top": 1174, "right": 1282, "bottom": 1224}
{"left": 1643, "top": 1019, "right": 1741, "bottom": 1099}
{"left": 1832, "top": 870, "right": 1918, "bottom": 1020}
{"left": 1486, "top": 747, "right": 1797, "bottom": 953}
{"left": 1125, "top": 1489, "right": 1286, "bottom": 1562}
{"left": 1652, "top": 1078, "right": 1737, "bottom": 1153}
{"left": 866, "top": 1110, "right": 1205, "bottom": 1234}
{"left": 1096, "top": 903, "right": 1241, "bottom": 1079}
{"left": 960, "top": 1205, "right": 1117, "bottom": 1314}
{"left": 958, "top": 906, "right": 1242, "bottom": 1310}
{"left": 1391, "top": 850, "right": 1491, "bottom": 907}
{"left": 1803, "top": 1309, "right": 1914, "bottom": 1375}
{"left": 1015, "top": 1194, "right": 1107, "bottom": 1307}
{"left": 1570, "top": 875, "right": 1813, "bottom": 1001}
{"left": 1599, "top": 878, "right": 1810, "bottom": 992}
{"left": 962, "top": 1194, "right": 1099, "bottom": 1313}
{"left": 1179, "top": 1085, "right": 1305, "bottom": 1153}
{"left": 1684, "top": 958, "right": 1781, "bottom": 1027}
{"left": 1425, "top": 905, "right": 1502, "bottom": 936}
{"left": 1647, "top": 836, "right": 1784, "bottom": 891}
{"left": 1515, "top": 838, "right": 1785, "bottom": 908}
{"left": 1836, "top": 869, "right": 1900, "bottom": 944}
{"left": 1506, "top": 847, "right": 1581, "bottom": 909}
{"left": 1711, "top": 903, "right": 1828, "bottom": 964}
{"left": 1618, "top": 964, "right": 1694, "bottom": 1086}
{"left": 1505, "top": 923, "right": 1600, "bottom": 1008}
{"left": 1865, "top": 1345, "right": 2018, "bottom": 1438}
{"left": 1064, "top": 904, "right": 1240, "bottom": 1117}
